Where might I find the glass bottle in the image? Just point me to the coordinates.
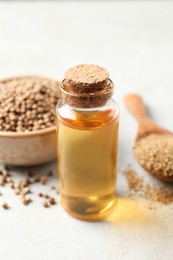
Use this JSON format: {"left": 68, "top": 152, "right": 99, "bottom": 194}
{"left": 56, "top": 64, "right": 119, "bottom": 221}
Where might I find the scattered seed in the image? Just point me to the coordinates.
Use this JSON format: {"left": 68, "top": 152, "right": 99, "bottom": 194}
{"left": 2, "top": 169, "right": 9, "bottom": 177}
{"left": 0, "top": 166, "right": 58, "bottom": 209}
{"left": 33, "top": 175, "right": 40, "bottom": 182}
{"left": 9, "top": 182, "right": 15, "bottom": 189}
{"left": 21, "top": 187, "right": 31, "bottom": 196}
{"left": 8, "top": 178, "right": 14, "bottom": 183}
{"left": 27, "top": 171, "right": 35, "bottom": 178}
{"left": 47, "top": 170, "right": 54, "bottom": 177}
{"left": 22, "top": 178, "right": 31, "bottom": 187}
{"left": 15, "top": 179, "right": 30, "bottom": 190}
{"left": 38, "top": 192, "right": 43, "bottom": 197}
{"left": 2, "top": 203, "right": 9, "bottom": 209}
{"left": 42, "top": 201, "right": 49, "bottom": 208}
{"left": 44, "top": 194, "right": 49, "bottom": 199}
{"left": 50, "top": 184, "right": 56, "bottom": 190}
{"left": 49, "top": 197, "right": 56, "bottom": 205}
{"left": 15, "top": 189, "right": 20, "bottom": 195}
{"left": 20, "top": 196, "right": 32, "bottom": 205}
{"left": 41, "top": 176, "right": 47, "bottom": 185}
{"left": 0, "top": 176, "right": 7, "bottom": 186}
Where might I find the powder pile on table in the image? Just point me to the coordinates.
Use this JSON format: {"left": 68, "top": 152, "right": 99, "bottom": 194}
{"left": 124, "top": 168, "right": 173, "bottom": 205}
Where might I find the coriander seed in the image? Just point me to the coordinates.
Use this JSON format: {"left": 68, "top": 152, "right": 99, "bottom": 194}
{"left": 0, "top": 77, "right": 61, "bottom": 132}
{"left": 2, "top": 203, "right": 9, "bottom": 209}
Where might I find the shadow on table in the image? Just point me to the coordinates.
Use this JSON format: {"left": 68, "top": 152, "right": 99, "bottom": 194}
{"left": 106, "top": 197, "right": 155, "bottom": 226}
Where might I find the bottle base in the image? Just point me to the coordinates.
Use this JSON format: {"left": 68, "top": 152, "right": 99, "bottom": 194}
{"left": 60, "top": 193, "right": 117, "bottom": 222}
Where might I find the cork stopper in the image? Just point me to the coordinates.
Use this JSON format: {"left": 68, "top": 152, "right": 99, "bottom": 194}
{"left": 61, "top": 64, "right": 114, "bottom": 108}
{"left": 65, "top": 64, "right": 109, "bottom": 85}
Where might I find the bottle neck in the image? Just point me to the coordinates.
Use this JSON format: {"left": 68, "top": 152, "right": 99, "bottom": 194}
{"left": 62, "top": 99, "right": 112, "bottom": 112}
{"left": 60, "top": 79, "right": 114, "bottom": 109}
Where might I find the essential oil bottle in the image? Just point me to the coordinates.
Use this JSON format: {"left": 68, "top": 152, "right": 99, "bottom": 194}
{"left": 56, "top": 64, "right": 119, "bottom": 221}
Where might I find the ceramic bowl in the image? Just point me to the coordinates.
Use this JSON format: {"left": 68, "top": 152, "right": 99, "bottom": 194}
{"left": 0, "top": 76, "right": 60, "bottom": 166}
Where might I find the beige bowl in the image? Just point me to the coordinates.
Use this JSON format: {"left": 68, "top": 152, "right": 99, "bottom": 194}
{"left": 0, "top": 76, "right": 60, "bottom": 166}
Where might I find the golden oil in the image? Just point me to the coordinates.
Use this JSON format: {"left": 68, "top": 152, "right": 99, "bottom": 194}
{"left": 56, "top": 64, "right": 119, "bottom": 221}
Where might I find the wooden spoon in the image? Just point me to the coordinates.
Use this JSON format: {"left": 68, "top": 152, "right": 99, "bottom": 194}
{"left": 124, "top": 94, "right": 173, "bottom": 182}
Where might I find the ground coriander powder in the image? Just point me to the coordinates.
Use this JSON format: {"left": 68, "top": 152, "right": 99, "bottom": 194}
{"left": 133, "top": 134, "right": 173, "bottom": 178}
{"left": 124, "top": 168, "right": 173, "bottom": 205}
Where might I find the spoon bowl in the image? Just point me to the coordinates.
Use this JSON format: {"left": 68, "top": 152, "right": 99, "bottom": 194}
{"left": 124, "top": 94, "right": 173, "bottom": 182}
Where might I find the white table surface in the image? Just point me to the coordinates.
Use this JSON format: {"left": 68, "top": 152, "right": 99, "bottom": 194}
{"left": 0, "top": 1, "right": 173, "bottom": 260}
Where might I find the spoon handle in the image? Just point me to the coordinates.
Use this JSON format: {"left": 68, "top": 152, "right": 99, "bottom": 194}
{"left": 124, "top": 94, "right": 148, "bottom": 122}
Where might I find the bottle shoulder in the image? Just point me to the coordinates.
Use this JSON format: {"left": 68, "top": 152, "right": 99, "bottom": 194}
{"left": 56, "top": 99, "right": 119, "bottom": 130}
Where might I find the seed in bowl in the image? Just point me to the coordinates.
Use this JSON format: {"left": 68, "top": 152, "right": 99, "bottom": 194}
{"left": 0, "top": 77, "right": 61, "bottom": 132}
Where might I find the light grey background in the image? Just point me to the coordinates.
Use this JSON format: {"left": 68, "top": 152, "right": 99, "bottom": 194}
{"left": 0, "top": 1, "right": 173, "bottom": 260}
